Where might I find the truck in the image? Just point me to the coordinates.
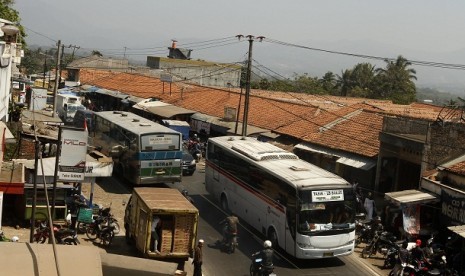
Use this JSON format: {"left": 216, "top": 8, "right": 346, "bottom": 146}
{"left": 124, "top": 187, "right": 199, "bottom": 263}
{"left": 56, "top": 93, "right": 86, "bottom": 124}
{"left": 162, "top": 119, "right": 191, "bottom": 141}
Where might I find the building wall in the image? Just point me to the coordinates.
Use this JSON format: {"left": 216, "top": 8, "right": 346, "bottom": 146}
{"left": 425, "top": 123, "right": 465, "bottom": 171}
{"left": 382, "top": 116, "right": 430, "bottom": 135}
{"left": 146, "top": 56, "right": 241, "bottom": 88}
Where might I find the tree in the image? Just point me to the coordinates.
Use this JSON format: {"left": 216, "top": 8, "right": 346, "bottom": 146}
{"left": 336, "top": 69, "right": 353, "bottom": 97}
{"left": 91, "top": 50, "right": 103, "bottom": 57}
{"left": 350, "top": 63, "right": 375, "bottom": 98}
{"left": 374, "top": 55, "right": 417, "bottom": 104}
{"left": 319, "top": 71, "right": 336, "bottom": 94}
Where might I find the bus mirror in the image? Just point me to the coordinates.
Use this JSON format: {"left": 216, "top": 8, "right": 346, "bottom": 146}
{"left": 110, "top": 145, "right": 127, "bottom": 157}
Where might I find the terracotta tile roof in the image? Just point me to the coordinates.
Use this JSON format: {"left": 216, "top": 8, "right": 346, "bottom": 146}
{"left": 79, "top": 69, "right": 459, "bottom": 158}
{"left": 445, "top": 161, "right": 465, "bottom": 176}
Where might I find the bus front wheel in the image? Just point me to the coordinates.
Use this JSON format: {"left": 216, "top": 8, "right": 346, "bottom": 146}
{"left": 268, "top": 228, "right": 278, "bottom": 249}
{"left": 220, "top": 195, "right": 229, "bottom": 212}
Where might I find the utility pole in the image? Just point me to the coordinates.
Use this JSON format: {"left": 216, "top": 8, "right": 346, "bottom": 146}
{"left": 52, "top": 40, "right": 62, "bottom": 118}
{"left": 237, "top": 35, "right": 265, "bottom": 138}
{"left": 67, "top": 44, "right": 80, "bottom": 61}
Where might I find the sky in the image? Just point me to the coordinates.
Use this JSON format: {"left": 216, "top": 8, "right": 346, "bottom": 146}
{"left": 12, "top": 0, "right": 465, "bottom": 92}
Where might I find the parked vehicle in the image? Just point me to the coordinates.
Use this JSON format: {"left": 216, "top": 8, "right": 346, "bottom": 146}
{"left": 73, "top": 109, "right": 94, "bottom": 130}
{"left": 85, "top": 217, "right": 116, "bottom": 246}
{"left": 362, "top": 231, "right": 397, "bottom": 259}
{"left": 33, "top": 222, "right": 80, "bottom": 245}
{"left": 383, "top": 242, "right": 400, "bottom": 269}
{"left": 77, "top": 206, "right": 120, "bottom": 235}
{"left": 56, "top": 93, "right": 85, "bottom": 124}
{"left": 355, "top": 219, "right": 373, "bottom": 247}
{"left": 181, "top": 149, "right": 196, "bottom": 176}
{"left": 124, "top": 187, "right": 199, "bottom": 262}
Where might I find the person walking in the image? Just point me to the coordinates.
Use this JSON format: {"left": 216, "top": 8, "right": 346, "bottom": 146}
{"left": 364, "top": 192, "right": 375, "bottom": 220}
{"left": 193, "top": 239, "right": 204, "bottom": 276}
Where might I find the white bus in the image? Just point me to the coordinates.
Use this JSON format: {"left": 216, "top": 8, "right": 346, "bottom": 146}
{"left": 92, "top": 111, "right": 183, "bottom": 185}
{"left": 205, "top": 136, "right": 356, "bottom": 259}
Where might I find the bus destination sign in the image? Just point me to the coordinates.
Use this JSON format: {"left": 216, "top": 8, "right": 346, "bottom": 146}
{"left": 312, "top": 190, "right": 344, "bottom": 202}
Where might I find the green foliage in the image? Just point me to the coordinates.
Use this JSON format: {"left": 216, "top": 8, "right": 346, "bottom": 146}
{"left": 0, "top": 1, "right": 27, "bottom": 46}
{"left": 250, "top": 55, "right": 418, "bottom": 104}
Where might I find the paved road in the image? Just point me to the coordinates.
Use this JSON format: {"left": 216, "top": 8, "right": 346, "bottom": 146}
{"left": 3, "top": 160, "right": 390, "bottom": 275}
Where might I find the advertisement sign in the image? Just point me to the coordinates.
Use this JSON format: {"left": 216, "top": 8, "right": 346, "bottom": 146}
{"left": 441, "top": 190, "right": 465, "bottom": 225}
{"left": 402, "top": 204, "right": 420, "bottom": 235}
{"left": 59, "top": 128, "right": 88, "bottom": 181}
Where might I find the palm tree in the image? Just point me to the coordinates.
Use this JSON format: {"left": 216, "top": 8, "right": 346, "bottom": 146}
{"left": 374, "top": 55, "right": 417, "bottom": 104}
{"left": 336, "top": 69, "right": 353, "bottom": 97}
{"left": 319, "top": 71, "right": 336, "bottom": 93}
{"left": 91, "top": 50, "right": 103, "bottom": 57}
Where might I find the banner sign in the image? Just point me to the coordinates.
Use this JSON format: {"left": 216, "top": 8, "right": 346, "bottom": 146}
{"left": 441, "top": 190, "right": 465, "bottom": 225}
{"left": 59, "top": 128, "right": 88, "bottom": 181}
{"left": 402, "top": 204, "right": 420, "bottom": 235}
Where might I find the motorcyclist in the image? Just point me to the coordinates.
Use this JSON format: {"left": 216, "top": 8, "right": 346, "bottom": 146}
{"left": 252, "top": 240, "right": 274, "bottom": 274}
{"left": 220, "top": 214, "right": 239, "bottom": 244}
{"left": 411, "top": 239, "right": 430, "bottom": 267}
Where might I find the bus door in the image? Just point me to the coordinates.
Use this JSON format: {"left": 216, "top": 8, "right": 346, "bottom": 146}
{"left": 284, "top": 206, "right": 296, "bottom": 254}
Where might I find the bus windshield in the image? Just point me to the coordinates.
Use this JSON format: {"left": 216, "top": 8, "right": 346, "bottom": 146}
{"left": 298, "top": 189, "right": 355, "bottom": 233}
{"left": 140, "top": 133, "right": 181, "bottom": 151}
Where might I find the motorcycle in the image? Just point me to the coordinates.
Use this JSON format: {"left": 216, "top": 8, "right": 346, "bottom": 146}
{"left": 34, "top": 222, "right": 79, "bottom": 245}
{"left": 220, "top": 222, "right": 238, "bottom": 254}
{"left": 362, "top": 231, "right": 397, "bottom": 259}
{"left": 85, "top": 217, "right": 116, "bottom": 246}
{"left": 383, "top": 242, "right": 400, "bottom": 269}
{"left": 77, "top": 206, "right": 120, "bottom": 235}
{"left": 355, "top": 219, "right": 372, "bottom": 247}
{"left": 250, "top": 256, "right": 276, "bottom": 276}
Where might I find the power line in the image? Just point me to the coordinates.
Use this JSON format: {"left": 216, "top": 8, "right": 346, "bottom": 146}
{"left": 265, "top": 38, "right": 465, "bottom": 71}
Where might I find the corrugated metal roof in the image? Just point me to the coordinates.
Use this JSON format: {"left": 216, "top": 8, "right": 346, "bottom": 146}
{"left": 448, "top": 225, "right": 465, "bottom": 239}
{"left": 384, "top": 189, "right": 438, "bottom": 205}
{"left": 145, "top": 105, "right": 195, "bottom": 119}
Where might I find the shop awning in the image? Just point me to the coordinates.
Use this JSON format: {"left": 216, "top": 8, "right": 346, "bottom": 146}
{"left": 295, "top": 142, "right": 376, "bottom": 170}
{"left": 295, "top": 142, "right": 338, "bottom": 156}
{"left": 447, "top": 225, "right": 465, "bottom": 239}
{"left": 0, "top": 121, "right": 15, "bottom": 143}
{"left": 385, "top": 189, "right": 438, "bottom": 205}
{"left": 336, "top": 156, "right": 376, "bottom": 170}
{"left": 144, "top": 105, "right": 195, "bottom": 118}
{"left": 0, "top": 161, "right": 25, "bottom": 195}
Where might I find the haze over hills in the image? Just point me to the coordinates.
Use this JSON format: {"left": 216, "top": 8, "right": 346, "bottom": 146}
{"left": 28, "top": 38, "right": 465, "bottom": 100}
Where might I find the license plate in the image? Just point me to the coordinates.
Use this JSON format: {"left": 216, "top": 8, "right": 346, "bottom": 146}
{"left": 323, "top": 252, "right": 334, "bottom": 257}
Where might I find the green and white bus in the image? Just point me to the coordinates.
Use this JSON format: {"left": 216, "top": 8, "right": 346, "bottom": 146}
{"left": 92, "top": 111, "right": 183, "bottom": 185}
{"left": 205, "top": 136, "right": 356, "bottom": 259}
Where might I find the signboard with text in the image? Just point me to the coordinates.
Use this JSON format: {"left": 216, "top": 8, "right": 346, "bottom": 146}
{"left": 312, "top": 189, "right": 344, "bottom": 202}
{"left": 58, "top": 128, "right": 88, "bottom": 181}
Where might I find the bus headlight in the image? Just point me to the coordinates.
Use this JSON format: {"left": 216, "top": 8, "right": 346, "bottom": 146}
{"left": 297, "top": 242, "right": 313, "bottom": 249}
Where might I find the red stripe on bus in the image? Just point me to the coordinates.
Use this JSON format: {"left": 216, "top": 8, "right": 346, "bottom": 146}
{"left": 206, "top": 160, "right": 285, "bottom": 213}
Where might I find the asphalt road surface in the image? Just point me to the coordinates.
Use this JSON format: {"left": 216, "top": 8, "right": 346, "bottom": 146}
{"left": 81, "top": 161, "right": 388, "bottom": 276}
